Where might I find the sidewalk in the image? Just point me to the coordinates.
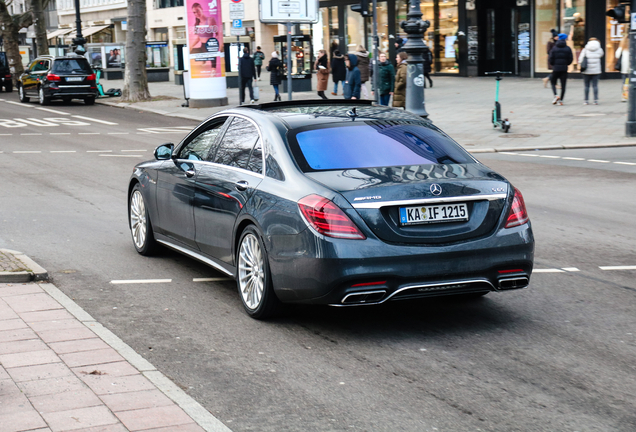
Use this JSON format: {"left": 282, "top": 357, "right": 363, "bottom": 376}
{"left": 97, "top": 73, "right": 636, "bottom": 152}
{"left": 0, "top": 252, "right": 231, "bottom": 432}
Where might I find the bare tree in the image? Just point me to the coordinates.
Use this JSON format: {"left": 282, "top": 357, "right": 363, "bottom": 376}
{"left": 0, "top": 0, "right": 34, "bottom": 83}
{"left": 28, "top": 0, "right": 50, "bottom": 56}
{"left": 122, "top": 0, "right": 150, "bottom": 102}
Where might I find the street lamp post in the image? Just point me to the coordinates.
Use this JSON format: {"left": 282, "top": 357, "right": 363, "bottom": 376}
{"left": 72, "top": 0, "right": 86, "bottom": 54}
{"left": 400, "top": 0, "right": 430, "bottom": 117}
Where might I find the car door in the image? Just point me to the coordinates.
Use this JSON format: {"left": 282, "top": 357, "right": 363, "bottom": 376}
{"left": 22, "top": 60, "right": 41, "bottom": 94}
{"left": 154, "top": 118, "right": 228, "bottom": 249}
{"left": 193, "top": 116, "right": 264, "bottom": 264}
{"left": 29, "top": 59, "right": 49, "bottom": 94}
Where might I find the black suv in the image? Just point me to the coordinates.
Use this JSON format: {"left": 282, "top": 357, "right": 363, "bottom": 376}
{"left": 0, "top": 53, "right": 12, "bottom": 93}
{"left": 18, "top": 55, "right": 98, "bottom": 105}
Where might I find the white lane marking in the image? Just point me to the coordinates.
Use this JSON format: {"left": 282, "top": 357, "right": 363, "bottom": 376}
{"left": 538, "top": 155, "right": 561, "bottom": 159}
{"left": 86, "top": 150, "right": 112, "bottom": 153}
{"left": 561, "top": 267, "right": 580, "bottom": 272}
{"left": 136, "top": 132, "right": 152, "bottom": 135}
{"left": 5, "top": 101, "right": 30, "bottom": 107}
{"left": 78, "top": 132, "right": 100, "bottom": 135}
{"left": 13, "top": 151, "right": 42, "bottom": 153}
{"left": 599, "top": 266, "right": 636, "bottom": 271}
{"left": 34, "top": 107, "right": 71, "bottom": 115}
{"left": 50, "top": 150, "right": 77, "bottom": 153}
{"left": 498, "top": 152, "right": 518, "bottom": 155}
{"left": 16, "top": 118, "right": 59, "bottom": 127}
{"left": 20, "top": 133, "right": 43, "bottom": 136}
{"left": 193, "top": 277, "right": 233, "bottom": 282}
{"left": 614, "top": 161, "right": 636, "bottom": 166}
{"left": 110, "top": 279, "right": 172, "bottom": 284}
{"left": 50, "top": 133, "right": 71, "bottom": 135}
{"left": 587, "top": 159, "right": 610, "bottom": 163}
{"left": 533, "top": 269, "right": 565, "bottom": 273}
{"left": 121, "top": 149, "right": 147, "bottom": 152}
{"left": 518, "top": 153, "right": 539, "bottom": 157}
{"left": 0, "top": 134, "right": 12, "bottom": 136}
{"left": 72, "top": 115, "right": 118, "bottom": 125}
{"left": 99, "top": 154, "right": 142, "bottom": 157}
{"left": 562, "top": 157, "right": 585, "bottom": 161}
{"left": 108, "top": 132, "right": 129, "bottom": 135}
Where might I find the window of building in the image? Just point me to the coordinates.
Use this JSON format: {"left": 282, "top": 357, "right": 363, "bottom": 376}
{"left": 346, "top": 5, "right": 365, "bottom": 52}
{"left": 320, "top": 6, "right": 338, "bottom": 56}
{"left": 155, "top": 0, "right": 183, "bottom": 9}
{"left": 535, "top": 0, "right": 586, "bottom": 73}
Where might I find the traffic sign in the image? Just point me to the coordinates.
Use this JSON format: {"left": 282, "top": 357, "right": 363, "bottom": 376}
{"left": 259, "top": 0, "right": 318, "bottom": 23}
{"left": 232, "top": 19, "right": 243, "bottom": 28}
{"left": 230, "top": 28, "right": 246, "bottom": 36}
{"left": 229, "top": 3, "right": 245, "bottom": 19}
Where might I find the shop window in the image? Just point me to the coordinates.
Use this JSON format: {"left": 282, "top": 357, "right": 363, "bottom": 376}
{"left": 606, "top": 0, "right": 628, "bottom": 72}
{"left": 147, "top": 43, "right": 170, "bottom": 68}
{"left": 534, "top": 0, "right": 586, "bottom": 73}
{"left": 365, "top": 2, "right": 389, "bottom": 54}
{"left": 320, "top": 6, "right": 338, "bottom": 56}
{"left": 346, "top": 5, "right": 366, "bottom": 52}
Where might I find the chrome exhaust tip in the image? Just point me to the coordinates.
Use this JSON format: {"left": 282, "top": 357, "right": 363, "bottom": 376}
{"left": 498, "top": 276, "right": 529, "bottom": 290}
{"left": 341, "top": 290, "right": 387, "bottom": 305}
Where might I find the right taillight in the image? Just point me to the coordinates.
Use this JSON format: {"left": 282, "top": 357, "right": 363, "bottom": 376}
{"left": 298, "top": 194, "right": 366, "bottom": 240}
{"left": 504, "top": 187, "right": 529, "bottom": 228}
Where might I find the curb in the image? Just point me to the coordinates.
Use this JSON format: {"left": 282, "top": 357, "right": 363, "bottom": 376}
{"left": 0, "top": 249, "right": 48, "bottom": 283}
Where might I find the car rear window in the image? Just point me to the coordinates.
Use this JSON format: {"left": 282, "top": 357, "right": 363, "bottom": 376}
{"left": 288, "top": 122, "right": 475, "bottom": 172}
{"left": 0, "top": 53, "right": 7, "bottom": 68}
{"left": 52, "top": 59, "right": 93, "bottom": 74}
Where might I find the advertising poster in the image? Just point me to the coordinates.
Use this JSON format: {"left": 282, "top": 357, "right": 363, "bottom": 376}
{"left": 185, "top": 0, "right": 225, "bottom": 79}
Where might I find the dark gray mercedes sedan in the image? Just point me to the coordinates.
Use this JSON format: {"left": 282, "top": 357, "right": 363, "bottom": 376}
{"left": 128, "top": 100, "right": 534, "bottom": 319}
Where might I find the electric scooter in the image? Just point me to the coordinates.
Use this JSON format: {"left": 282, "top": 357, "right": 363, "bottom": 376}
{"left": 485, "top": 71, "right": 512, "bottom": 133}
{"left": 93, "top": 66, "right": 122, "bottom": 98}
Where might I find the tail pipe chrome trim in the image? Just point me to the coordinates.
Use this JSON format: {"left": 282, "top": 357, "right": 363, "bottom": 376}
{"left": 497, "top": 276, "right": 529, "bottom": 290}
{"left": 341, "top": 290, "right": 387, "bottom": 305}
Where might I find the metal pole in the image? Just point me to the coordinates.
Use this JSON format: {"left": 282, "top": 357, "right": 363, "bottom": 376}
{"left": 72, "top": 0, "right": 86, "bottom": 54}
{"left": 400, "top": 0, "right": 430, "bottom": 117}
{"left": 287, "top": 23, "right": 292, "bottom": 101}
{"left": 237, "top": 36, "right": 242, "bottom": 105}
{"left": 372, "top": 0, "right": 379, "bottom": 104}
{"left": 627, "top": 1, "right": 636, "bottom": 136}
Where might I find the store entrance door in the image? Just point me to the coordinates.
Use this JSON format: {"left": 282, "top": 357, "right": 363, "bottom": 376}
{"left": 479, "top": 1, "right": 517, "bottom": 75}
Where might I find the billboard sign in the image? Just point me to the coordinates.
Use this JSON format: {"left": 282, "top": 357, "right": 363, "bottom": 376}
{"left": 259, "top": 0, "right": 319, "bottom": 23}
{"left": 185, "top": 0, "right": 225, "bottom": 79}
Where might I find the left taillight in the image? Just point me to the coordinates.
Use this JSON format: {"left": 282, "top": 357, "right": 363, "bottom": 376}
{"left": 46, "top": 73, "right": 61, "bottom": 82}
{"left": 298, "top": 194, "right": 366, "bottom": 240}
{"left": 504, "top": 187, "right": 529, "bottom": 228}
{"left": 87, "top": 73, "right": 96, "bottom": 82}
{"left": 5, "top": 74, "right": 11, "bottom": 78}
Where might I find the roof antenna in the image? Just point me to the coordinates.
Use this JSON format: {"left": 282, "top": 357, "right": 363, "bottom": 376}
{"left": 346, "top": 107, "right": 358, "bottom": 120}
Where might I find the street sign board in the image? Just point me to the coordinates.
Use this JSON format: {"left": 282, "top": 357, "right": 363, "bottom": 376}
{"left": 231, "top": 27, "right": 246, "bottom": 36}
{"left": 259, "top": 0, "right": 318, "bottom": 23}
{"left": 229, "top": 3, "right": 244, "bottom": 19}
{"left": 232, "top": 19, "right": 243, "bottom": 28}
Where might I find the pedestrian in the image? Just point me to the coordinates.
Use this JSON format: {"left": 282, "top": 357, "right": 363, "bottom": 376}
{"left": 548, "top": 33, "right": 573, "bottom": 105}
{"left": 353, "top": 45, "right": 370, "bottom": 99}
{"left": 343, "top": 54, "right": 361, "bottom": 100}
{"left": 315, "top": 49, "right": 330, "bottom": 100}
{"left": 615, "top": 35, "right": 630, "bottom": 102}
{"left": 238, "top": 47, "right": 256, "bottom": 104}
{"left": 579, "top": 37, "right": 604, "bottom": 105}
{"left": 377, "top": 52, "right": 395, "bottom": 106}
{"left": 331, "top": 50, "right": 346, "bottom": 95}
{"left": 422, "top": 43, "right": 433, "bottom": 88}
{"left": 254, "top": 46, "right": 265, "bottom": 81}
{"left": 266, "top": 51, "right": 282, "bottom": 101}
{"left": 392, "top": 51, "right": 408, "bottom": 108}
{"left": 542, "top": 29, "right": 559, "bottom": 88}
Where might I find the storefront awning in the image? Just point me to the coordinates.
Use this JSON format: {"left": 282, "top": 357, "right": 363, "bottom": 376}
{"left": 81, "top": 25, "right": 110, "bottom": 38}
{"left": 47, "top": 28, "right": 74, "bottom": 40}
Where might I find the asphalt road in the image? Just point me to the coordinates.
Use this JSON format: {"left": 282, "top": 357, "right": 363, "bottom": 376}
{"left": 1, "top": 95, "right": 635, "bottom": 432}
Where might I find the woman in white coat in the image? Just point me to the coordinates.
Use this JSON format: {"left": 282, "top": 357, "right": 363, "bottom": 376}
{"left": 578, "top": 37, "right": 604, "bottom": 105}
{"left": 615, "top": 35, "right": 630, "bottom": 101}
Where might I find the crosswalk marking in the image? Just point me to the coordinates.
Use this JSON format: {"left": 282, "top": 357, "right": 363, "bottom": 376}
{"left": 34, "top": 107, "right": 71, "bottom": 115}
{"left": 110, "top": 279, "right": 172, "bottom": 284}
{"left": 71, "top": 115, "right": 118, "bottom": 125}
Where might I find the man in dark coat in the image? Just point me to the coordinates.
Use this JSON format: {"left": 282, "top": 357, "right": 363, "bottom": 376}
{"left": 548, "top": 33, "right": 573, "bottom": 105}
{"left": 343, "top": 54, "right": 361, "bottom": 100}
{"left": 331, "top": 50, "right": 346, "bottom": 95}
{"left": 377, "top": 52, "right": 395, "bottom": 106}
{"left": 238, "top": 47, "right": 256, "bottom": 104}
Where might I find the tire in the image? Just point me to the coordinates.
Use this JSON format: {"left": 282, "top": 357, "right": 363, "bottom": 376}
{"left": 18, "top": 85, "right": 29, "bottom": 103}
{"left": 84, "top": 97, "right": 95, "bottom": 105}
{"left": 38, "top": 87, "right": 50, "bottom": 105}
{"left": 236, "top": 226, "right": 281, "bottom": 319}
{"left": 129, "top": 184, "right": 159, "bottom": 256}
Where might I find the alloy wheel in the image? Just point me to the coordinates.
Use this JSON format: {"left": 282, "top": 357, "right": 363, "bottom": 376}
{"left": 39, "top": 87, "right": 44, "bottom": 104}
{"left": 130, "top": 190, "right": 147, "bottom": 250}
{"left": 238, "top": 233, "right": 265, "bottom": 310}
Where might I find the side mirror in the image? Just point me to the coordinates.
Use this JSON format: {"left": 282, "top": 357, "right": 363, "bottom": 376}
{"left": 154, "top": 143, "right": 174, "bottom": 160}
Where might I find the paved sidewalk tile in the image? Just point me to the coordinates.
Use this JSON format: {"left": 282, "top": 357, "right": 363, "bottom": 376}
{"left": 0, "top": 284, "right": 43, "bottom": 297}
{"left": 114, "top": 405, "right": 199, "bottom": 431}
{"left": 6, "top": 362, "right": 74, "bottom": 383}
{"left": 37, "top": 326, "right": 97, "bottom": 344}
{"left": 0, "top": 318, "right": 28, "bottom": 332}
{"left": 3, "top": 293, "right": 63, "bottom": 314}
{"left": 0, "top": 380, "right": 48, "bottom": 431}
{"left": 100, "top": 389, "right": 175, "bottom": 412}
{"left": 139, "top": 424, "right": 205, "bottom": 432}
{"left": 0, "top": 348, "right": 61, "bottom": 368}
{"left": 30, "top": 388, "right": 104, "bottom": 414}
{"left": 0, "top": 300, "right": 20, "bottom": 321}
{"left": 73, "top": 361, "right": 141, "bottom": 378}
{"left": 20, "top": 309, "right": 75, "bottom": 323}
{"left": 17, "top": 374, "right": 88, "bottom": 397}
{"left": 0, "top": 327, "right": 37, "bottom": 343}
{"left": 60, "top": 347, "right": 125, "bottom": 368}
{"left": 71, "top": 425, "right": 127, "bottom": 432}
{"left": 29, "top": 318, "right": 92, "bottom": 333}
{"left": 0, "top": 338, "right": 48, "bottom": 355}
{"left": 50, "top": 338, "right": 111, "bottom": 355}
{"left": 41, "top": 405, "right": 120, "bottom": 431}
{"left": 80, "top": 373, "right": 156, "bottom": 396}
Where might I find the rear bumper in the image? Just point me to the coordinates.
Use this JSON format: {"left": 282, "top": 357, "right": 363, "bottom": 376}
{"left": 268, "top": 223, "right": 534, "bottom": 305}
{"left": 46, "top": 86, "right": 97, "bottom": 98}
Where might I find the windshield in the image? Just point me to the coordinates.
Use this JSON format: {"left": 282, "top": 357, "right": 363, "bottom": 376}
{"left": 288, "top": 122, "right": 476, "bottom": 172}
{"left": 52, "top": 59, "right": 93, "bottom": 74}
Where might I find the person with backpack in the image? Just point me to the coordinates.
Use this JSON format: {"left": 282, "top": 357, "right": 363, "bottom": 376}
{"left": 377, "top": 52, "right": 395, "bottom": 106}
{"left": 331, "top": 50, "right": 346, "bottom": 96}
{"left": 579, "top": 37, "right": 604, "bottom": 105}
{"left": 254, "top": 46, "right": 265, "bottom": 81}
{"left": 548, "top": 33, "right": 573, "bottom": 105}
{"left": 266, "top": 51, "right": 283, "bottom": 101}
{"left": 343, "top": 54, "right": 361, "bottom": 100}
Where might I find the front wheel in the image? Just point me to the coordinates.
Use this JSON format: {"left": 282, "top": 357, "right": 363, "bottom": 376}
{"left": 38, "top": 87, "right": 50, "bottom": 105}
{"left": 237, "top": 226, "right": 281, "bottom": 319}
{"left": 19, "top": 85, "right": 29, "bottom": 103}
{"left": 129, "top": 184, "right": 159, "bottom": 255}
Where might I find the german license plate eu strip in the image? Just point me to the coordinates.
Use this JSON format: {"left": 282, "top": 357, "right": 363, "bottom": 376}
{"left": 399, "top": 203, "right": 469, "bottom": 225}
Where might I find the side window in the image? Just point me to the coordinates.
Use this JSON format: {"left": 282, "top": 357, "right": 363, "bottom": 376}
{"left": 245, "top": 138, "right": 263, "bottom": 174}
{"left": 27, "top": 61, "right": 38, "bottom": 72}
{"left": 33, "top": 61, "right": 48, "bottom": 72}
{"left": 214, "top": 117, "right": 260, "bottom": 170}
{"left": 178, "top": 122, "right": 224, "bottom": 161}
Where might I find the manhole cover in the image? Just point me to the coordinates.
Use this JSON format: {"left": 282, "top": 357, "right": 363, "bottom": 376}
{"left": 499, "top": 134, "right": 540, "bottom": 139}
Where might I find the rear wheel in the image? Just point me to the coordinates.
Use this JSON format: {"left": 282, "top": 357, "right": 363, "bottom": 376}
{"left": 38, "top": 87, "right": 50, "bottom": 105}
{"left": 18, "top": 85, "right": 29, "bottom": 103}
{"left": 129, "top": 184, "right": 159, "bottom": 256}
{"left": 237, "top": 226, "right": 281, "bottom": 319}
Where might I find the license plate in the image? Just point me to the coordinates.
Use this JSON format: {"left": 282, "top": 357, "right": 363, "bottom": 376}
{"left": 66, "top": 77, "right": 83, "bottom": 82}
{"left": 399, "top": 203, "right": 469, "bottom": 225}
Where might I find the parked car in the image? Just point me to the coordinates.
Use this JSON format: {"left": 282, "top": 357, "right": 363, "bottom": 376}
{"left": 0, "top": 52, "right": 12, "bottom": 92}
{"left": 128, "top": 100, "right": 534, "bottom": 319}
{"left": 17, "top": 55, "right": 98, "bottom": 105}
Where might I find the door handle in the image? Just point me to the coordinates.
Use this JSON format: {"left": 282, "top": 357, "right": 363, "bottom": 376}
{"left": 235, "top": 180, "right": 249, "bottom": 191}
{"left": 185, "top": 169, "right": 196, "bottom": 178}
